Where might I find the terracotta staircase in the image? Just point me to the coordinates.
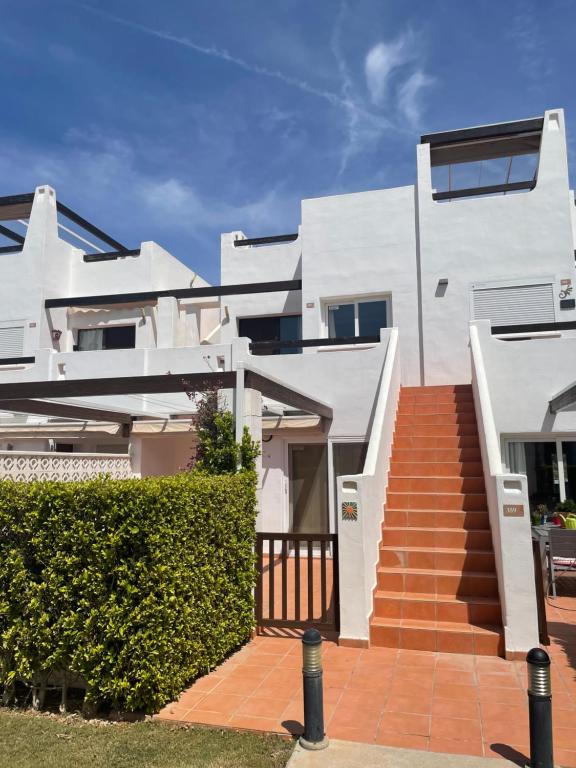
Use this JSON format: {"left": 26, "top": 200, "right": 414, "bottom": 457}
{"left": 370, "top": 384, "right": 504, "bottom": 656}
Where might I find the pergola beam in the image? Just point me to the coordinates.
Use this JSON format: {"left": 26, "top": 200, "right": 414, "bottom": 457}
{"left": 0, "top": 372, "right": 237, "bottom": 401}
{"left": 242, "top": 365, "right": 332, "bottom": 419}
{"left": 549, "top": 383, "right": 576, "bottom": 415}
{"left": 0, "top": 399, "right": 133, "bottom": 425}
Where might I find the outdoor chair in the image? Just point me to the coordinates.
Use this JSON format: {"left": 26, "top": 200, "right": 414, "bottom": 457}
{"left": 548, "top": 528, "right": 576, "bottom": 597}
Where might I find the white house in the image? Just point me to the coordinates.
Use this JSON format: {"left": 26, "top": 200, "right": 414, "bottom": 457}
{"left": 0, "top": 108, "right": 574, "bottom": 658}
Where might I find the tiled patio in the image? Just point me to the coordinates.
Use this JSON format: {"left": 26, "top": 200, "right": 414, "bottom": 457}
{"left": 157, "top": 596, "right": 576, "bottom": 766}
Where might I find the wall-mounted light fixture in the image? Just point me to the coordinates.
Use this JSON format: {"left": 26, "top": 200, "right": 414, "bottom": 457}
{"left": 51, "top": 329, "right": 62, "bottom": 342}
{"left": 435, "top": 278, "right": 449, "bottom": 298}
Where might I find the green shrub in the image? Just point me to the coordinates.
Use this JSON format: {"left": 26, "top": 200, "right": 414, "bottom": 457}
{"left": 0, "top": 471, "right": 257, "bottom": 713}
{"left": 555, "top": 499, "right": 576, "bottom": 516}
{"left": 188, "top": 388, "right": 260, "bottom": 474}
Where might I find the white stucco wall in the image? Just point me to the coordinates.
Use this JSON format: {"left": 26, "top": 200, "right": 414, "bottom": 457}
{"left": 219, "top": 231, "right": 302, "bottom": 345}
{"left": 237, "top": 337, "right": 389, "bottom": 439}
{"left": 300, "top": 187, "right": 420, "bottom": 385}
{"left": 417, "top": 110, "right": 576, "bottom": 385}
{"left": 474, "top": 321, "right": 576, "bottom": 437}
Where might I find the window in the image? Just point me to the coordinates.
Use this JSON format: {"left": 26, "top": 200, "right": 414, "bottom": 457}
{"left": 471, "top": 279, "right": 555, "bottom": 327}
{"left": 326, "top": 298, "right": 388, "bottom": 339}
{"left": 77, "top": 325, "right": 136, "bottom": 351}
{"left": 0, "top": 322, "right": 24, "bottom": 358}
{"left": 238, "top": 315, "right": 301, "bottom": 355}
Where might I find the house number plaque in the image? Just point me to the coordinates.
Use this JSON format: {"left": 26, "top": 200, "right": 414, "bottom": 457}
{"left": 503, "top": 504, "right": 524, "bottom": 517}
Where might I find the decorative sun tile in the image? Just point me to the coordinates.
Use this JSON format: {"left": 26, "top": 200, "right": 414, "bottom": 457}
{"left": 341, "top": 501, "right": 358, "bottom": 521}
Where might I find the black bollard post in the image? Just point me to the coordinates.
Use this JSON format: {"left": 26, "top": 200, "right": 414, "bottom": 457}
{"left": 299, "top": 628, "right": 329, "bottom": 750}
{"left": 526, "top": 648, "right": 553, "bottom": 768}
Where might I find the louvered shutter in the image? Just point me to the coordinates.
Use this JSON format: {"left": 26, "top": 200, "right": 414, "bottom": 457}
{"left": 472, "top": 283, "right": 555, "bottom": 326}
{"left": 0, "top": 325, "right": 24, "bottom": 358}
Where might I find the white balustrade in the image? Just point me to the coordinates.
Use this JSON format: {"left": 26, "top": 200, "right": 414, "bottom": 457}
{"left": 0, "top": 451, "right": 135, "bottom": 481}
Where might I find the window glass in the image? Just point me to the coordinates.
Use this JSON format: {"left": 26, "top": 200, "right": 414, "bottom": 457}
{"left": 77, "top": 328, "right": 104, "bottom": 351}
{"left": 328, "top": 304, "right": 354, "bottom": 338}
{"left": 104, "top": 326, "right": 136, "bottom": 349}
{"left": 238, "top": 315, "right": 301, "bottom": 355}
{"left": 77, "top": 326, "right": 135, "bottom": 351}
{"left": 358, "top": 300, "right": 387, "bottom": 337}
{"left": 279, "top": 315, "right": 302, "bottom": 355}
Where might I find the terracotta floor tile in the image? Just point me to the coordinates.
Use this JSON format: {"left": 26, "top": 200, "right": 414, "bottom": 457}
{"left": 196, "top": 691, "right": 245, "bottom": 716}
{"left": 186, "top": 709, "right": 233, "bottom": 726}
{"left": 477, "top": 686, "right": 526, "bottom": 705}
{"left": 434, "top": 683, "right": 479, "bottom": 701}
{"left": 236, "top": 695, "right": 292, "bottom": 719}
{"left": 329, "top": 705, "right": 383, "bottom": 733}
{"left": 384, "top": 694, "right": 432, "bottom": 715}
{"left": 323, "top": 669, "right": 353, "bottom": 689}
{"left": 377, "top": 711, "right": 431, "bottom": 737}
{"left": 227, "top": 714, "right": 284, "bottom": 733}
{"left": 214, "top": 676, "right": 265, "bottom": 696}
{"left": 396, "top": 650, "right": 437, "bottom": 668}
{"left": 555, "top": 748, "right": 576, "bottom": 768}
{"left": 188, "top": 674, "right": 225, "bottom": 693}
{"left": 347, "top": 668, "right": 393, "bottom": 692}
{"left": 336, "top": 688, "right": 387, "bottom": 713}
{"left": 430, "top": 716, "right": 482, "bottom": 741}
{"left": 374, "top": 731, "right": 430, "bottom": 750}
{"left": 477, "top": 672, "right": 521, "bottom": 689}
{"left": 555, "top": 727, "right": 576, "bottom": 750}
{"left": 482, "top": 720, "right": 529, "bottom": 745}
{"left": 431, "top": 698, "right": 480, "bottom": 719}
{"left": 330, "top": 724, "right": 379, "bottom": 742}
{"left": 429, "top": 738, "right": 484, "bottom": 756}
{"left": 435, "top": 669, "right": 476, "bottom": 686}
{"left": 479, "top": 702, "right": 527, "bottom": 724}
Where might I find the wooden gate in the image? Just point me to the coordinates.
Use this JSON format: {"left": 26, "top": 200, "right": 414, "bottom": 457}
{"left": 255, "top": 533, "right": 339, "bottom": 633}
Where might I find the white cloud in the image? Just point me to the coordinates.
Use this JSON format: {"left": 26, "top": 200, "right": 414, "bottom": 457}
{"left": 397, "top": 70, "right": 434, "bottom": 128}
{"left": 81, "top": 4, "right": 364, "bottom": 118}
{"left": 364, "top": 32, "right": 416, "bottom": 105}
{"left": 331, "top": 1, "right": 394, "bottom": 176}
{"left": 0, "top": 131, "right": 293, "bottom": 258}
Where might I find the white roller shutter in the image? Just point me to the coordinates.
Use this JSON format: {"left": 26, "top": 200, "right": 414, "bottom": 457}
{"left": 0, "top": 325, "right": 24, "bottom": 358}
{"left": 472, "top": 282, "right": 555, "bottom": 327}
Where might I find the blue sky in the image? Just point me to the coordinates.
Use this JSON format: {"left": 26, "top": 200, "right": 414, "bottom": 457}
{"left": 0, "top": 0, "right": 574, "bottom": 282}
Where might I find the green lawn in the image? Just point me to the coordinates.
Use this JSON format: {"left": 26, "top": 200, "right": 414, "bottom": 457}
{"left": 0, "top": 709, "right": 294, "bottom": 768}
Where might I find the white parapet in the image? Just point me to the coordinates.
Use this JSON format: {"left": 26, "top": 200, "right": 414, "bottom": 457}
{"left": 336, "top": 328, "right": 401, "bottom": 643}
{"left": 0, "top": 451, "right": 135, "bottom": 481}
{"left": 470, "top": 321, "right": 539, "bottom": 655}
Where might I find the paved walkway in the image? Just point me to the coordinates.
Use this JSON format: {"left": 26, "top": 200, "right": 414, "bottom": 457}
{"left": 287, "top": 739, "right": 510, "bottom": 768}
{"left": 157, "top": 596, "right": 576, "bottom": 766}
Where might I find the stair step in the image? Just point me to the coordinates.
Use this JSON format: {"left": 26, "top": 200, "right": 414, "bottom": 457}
{"left": 373, "top": 590, "right": 502, "bottom": 625}
{"left": 393, "top": 436, "right": 480, "bottom": 451}
{"left": 397, "top": 412, "right": 477, "bottom": 426}
{"left": 399, "top": 400, "right": 476, "bottom": 416}
{"left": 402, "top": 385, "right": 472, "bottom": 394}
{"left": 386, "top": 492, "right": 488, "bottom": 511}
{"left": 386, "top": 509, "right": 490, "bottom": 530}
{"left": 381, "top": 527, "right": 493, "bottom": 550}
{"left": 395, "top": 423, "right": 479, "bottom": 437}
{"left": 377, "top": 566, "right": 499, "bottom": 597}
{"left": 390, "top": 461, "right": 484, "bottom": 477}
{"left": 369, "top": 617, "right": 504, "bottom": 655}
{"left": 379, "top": 546, "right": 495, "bottom": 572}
{"left": 388, "top": 476, "right": 486, "bottom": 493}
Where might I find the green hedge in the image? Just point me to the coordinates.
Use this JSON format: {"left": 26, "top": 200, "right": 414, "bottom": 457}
{"left": 0, "top": 471, "right": 257, "bottom": 713}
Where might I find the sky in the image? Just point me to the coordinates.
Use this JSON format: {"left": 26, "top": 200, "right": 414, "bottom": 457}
{"left": 0, "top": 0, "right": 574, "bottom": 283}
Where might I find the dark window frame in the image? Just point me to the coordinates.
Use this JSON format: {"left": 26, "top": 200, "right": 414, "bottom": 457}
{"left": 76, "top": 325, "right": 136, "bottom": 352}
